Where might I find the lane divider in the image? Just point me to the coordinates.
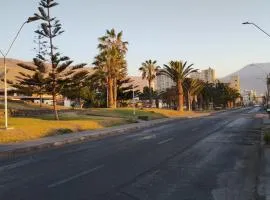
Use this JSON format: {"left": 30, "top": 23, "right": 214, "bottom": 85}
{"left": 48, "top": 164, "right": 104, "bottom": 188}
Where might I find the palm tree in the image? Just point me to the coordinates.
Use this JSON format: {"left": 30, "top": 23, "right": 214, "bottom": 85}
{"left": 94, "top": 29, "right": 128, "bottom": 108}
{"left": 139, "top": 60, "right": 159, "bottom": 106}
{"left": 183, "top": 78, "right": 204, "bottom": 111}
{"left": 160, "top": 61, "right": 198, "bottom": 111}
{"left": 200, "top": 82, "right": 214, "bottom": 110}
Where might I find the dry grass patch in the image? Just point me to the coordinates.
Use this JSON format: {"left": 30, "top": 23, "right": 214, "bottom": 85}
{"left": 0, "top": 117, "right": 128, "bottom": 143}
{"left": 144, "top": 108, "right": 195, "bottom": 117}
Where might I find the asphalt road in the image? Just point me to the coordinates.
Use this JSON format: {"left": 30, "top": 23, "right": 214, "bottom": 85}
{"left": 0, "top": 107, "right": 263, "bottom": 200}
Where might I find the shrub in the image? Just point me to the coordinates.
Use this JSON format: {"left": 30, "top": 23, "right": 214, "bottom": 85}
{"left": 48, "top": 128, "right": 73, "bottom": 136}
{"left": 264, "top": 132, "right": 270, "bottom": 144}
{"left": 138, "top": 116, "right": 149, "bottom": 121}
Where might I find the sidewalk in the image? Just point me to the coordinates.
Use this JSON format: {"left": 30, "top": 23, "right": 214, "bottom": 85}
{"left": 257, "top": 114, "right": 270, "bottom": 200}
{"left": 0, "top": 112, "right": 210, "bottom": 156}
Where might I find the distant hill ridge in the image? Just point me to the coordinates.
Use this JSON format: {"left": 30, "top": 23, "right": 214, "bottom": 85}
{"left": 1, "top": 58, "right": 269, "bottom": 94}
{"left": 221, "top": 63, "right": 270, "bottom": 95}
{"left": 0, "top": 58, "right": 93, "bottom": 88}
{"left": 0, "top": 58, "right": 146, "bottom": 91}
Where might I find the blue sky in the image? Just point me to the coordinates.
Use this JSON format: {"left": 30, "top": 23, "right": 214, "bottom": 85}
{"left": 0, "top": 0, "right": 270, "bottom": 78}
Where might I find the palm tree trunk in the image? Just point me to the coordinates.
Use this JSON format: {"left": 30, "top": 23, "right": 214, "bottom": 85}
{"left": 189, "top": 95, "right": 194, "bottom": 111}
{"left": 187, "top": 91, "right": 191, "bottom": 111}
{"left": 178, "top": 81, "right": 184, "bottom": 112}
{"left": 108, "top": 77, "right": 114, "bottom": 108}
{"left": 113, "top": 78, "right": 117, "bottom": 108}
{"left": 149, "top": 80, "right": 152, "bottom": 107}
{"left": 199, "top": 94, "right": 203, "bottom": 110}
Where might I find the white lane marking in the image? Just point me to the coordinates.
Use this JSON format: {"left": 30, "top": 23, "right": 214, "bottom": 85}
{"left": 137, "top": 134, "right": 156, "bottom": 141}
{"left": 157, "top": 137, "right": 174, "bottom": 145}
{"left": 191, "top": 127, "right": 199, "bottom": 132}
{"left": 0, "top": 159, "right": 34, "bottom": 172}
{"left": 48, "top": 165, "right": 104, "bottom": 188}
{"left": 247, "top": 107, "right": 261, "bottom": 113}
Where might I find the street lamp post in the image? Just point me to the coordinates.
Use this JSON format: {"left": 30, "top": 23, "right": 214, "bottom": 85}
{"left": 242, "top": 21, "right": 270, "bottom": 110}
{"left": 0, "top": 17, "right": 39, "bottom": 129}
{"left": 242, "top": 22, "right": 270, "bottom": 38}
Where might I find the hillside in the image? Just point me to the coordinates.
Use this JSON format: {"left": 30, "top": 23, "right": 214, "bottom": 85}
{"left": 0, "top": 58, "right": 34, "bottom": 88}
{"left": 222, "top": 63, "right": 270, "bottom": 95}
{"left": 0, "top": 58, "right": 93, "bottom": 89}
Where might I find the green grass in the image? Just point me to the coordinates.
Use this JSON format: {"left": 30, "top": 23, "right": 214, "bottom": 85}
{"left": 83, "top": 108, "right": 165, "bottom": 120}
{"left": 0, "top": 100, "right": 47, "bottom": 110}
{"left": 264, "top": 131, "right": 270, "bottom": 145}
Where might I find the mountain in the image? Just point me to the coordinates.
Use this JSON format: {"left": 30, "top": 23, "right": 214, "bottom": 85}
{"left": 0, "top": 58, "right": 34, "bottom": 88}
{"left": 221, "top": 63, "right": 270, "bottom": 95}
{"left": 129, "top": 76, "right": 149, "bottom": 92}
{"left": 0, "top": 58, "right": 93, "bottom": 89}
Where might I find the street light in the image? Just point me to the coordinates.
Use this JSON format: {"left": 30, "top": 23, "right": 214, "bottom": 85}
{"left": 242, "top": 22, "right": 270, "bottom": 38}
{"left": 242, "top": 21, "right": 270, "bottom": 110}
{"left": 0, "top": 17, "right": 39, "bottom": 129}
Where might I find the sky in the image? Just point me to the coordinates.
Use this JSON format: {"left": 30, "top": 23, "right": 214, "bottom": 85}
{"left": 0, "top": 0, "right": 270, "bottom": 78}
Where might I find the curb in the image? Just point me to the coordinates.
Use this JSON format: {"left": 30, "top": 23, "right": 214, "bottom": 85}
{"left": 0, "top": 117, "right": 180, "bottom": 157}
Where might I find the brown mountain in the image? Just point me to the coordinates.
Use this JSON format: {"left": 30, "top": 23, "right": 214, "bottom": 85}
{"left": 0, "top": 58, "right": 93, "bottom": 89}
{"left": 221, "top": 63, "right": 270, "bottom": 95}
{"left": 0, "top": 58, "right": 34, "bottom": 88}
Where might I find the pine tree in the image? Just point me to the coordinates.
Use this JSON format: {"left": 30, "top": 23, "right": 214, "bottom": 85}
{"left": 31, "top": 0, "right": 86, "bottom": 119}
{"left": 12, "top": 58, "right": 48, "bottom": 107}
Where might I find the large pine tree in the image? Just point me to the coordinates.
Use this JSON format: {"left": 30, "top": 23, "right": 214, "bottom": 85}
{"left": 29, "top": 0, "right": 86, "bottom": 119}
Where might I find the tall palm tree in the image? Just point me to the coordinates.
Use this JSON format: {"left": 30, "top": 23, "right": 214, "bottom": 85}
{"left": 139, "top": 60, "right": 160, "bottom": 106}
{"left": 160, "top": 61, "right": 198, "bottom": 111}
{"left": 94, "top": 29, "right": 128, "bottom": 108}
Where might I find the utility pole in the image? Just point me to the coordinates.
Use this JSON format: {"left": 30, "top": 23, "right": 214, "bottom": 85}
{"left": 0, "top": 17, "right": 39, "bottom": 129}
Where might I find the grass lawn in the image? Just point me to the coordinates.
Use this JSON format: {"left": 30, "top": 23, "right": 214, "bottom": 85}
{"left": 0, "top": 116, "right": 129, "bottom": 143}
{"left": 83, "top": 108, "right": 165, "bottom": 119}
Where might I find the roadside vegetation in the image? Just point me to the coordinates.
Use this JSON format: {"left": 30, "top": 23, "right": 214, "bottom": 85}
{"left": 0, "top": 0, "right": 243, "bottom": 143}
{"left": 0, "top": 100, "right": 209, "bottom": 143}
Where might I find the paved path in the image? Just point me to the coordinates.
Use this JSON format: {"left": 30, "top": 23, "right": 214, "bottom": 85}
{"left": 0, "top": 107, "right": 262, "bottom": 200}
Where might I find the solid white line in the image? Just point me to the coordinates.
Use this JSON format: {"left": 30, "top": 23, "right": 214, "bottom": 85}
{"left": 157, "top": 137, "right": 174, "bottom": 145}
{"left": 48, "top": 165, "right": 104, "bottom": 188}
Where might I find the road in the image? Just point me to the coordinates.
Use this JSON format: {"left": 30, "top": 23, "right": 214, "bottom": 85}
{"left": 0, "top": 107, "right": 262, "bottom": 200}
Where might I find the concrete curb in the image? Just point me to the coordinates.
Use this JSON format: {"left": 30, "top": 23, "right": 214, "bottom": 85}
{"left": 256, "top": 116, "right": 270, "bottom": 200}
{"left": 0, "top": 117, "right": 182, "bottom": 157}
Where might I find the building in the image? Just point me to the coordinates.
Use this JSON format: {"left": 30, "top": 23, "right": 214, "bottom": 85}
{"left": 190, "top": 67, "right": 216, "bottom": 83}
{"left": 128, "top": 76, "right": 155, "bottom": 92}
{"left": 156, "top": 74, "right": 175, "bottom": 92}
{"left": 241, "top": 89, "right": 257, "bottom": 106}
{"left": 228, "top": 75, "right": 240, "bottom": 92}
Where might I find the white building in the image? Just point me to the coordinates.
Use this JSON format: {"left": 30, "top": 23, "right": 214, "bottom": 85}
{"left": 190, "top": 67, "right": 216, "bottom": 83}
{"left": 156, "top": 74, "right": 175, "bottom": 92}
{"left": 241, "top": 89, "right": 256, "bottom": 106}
